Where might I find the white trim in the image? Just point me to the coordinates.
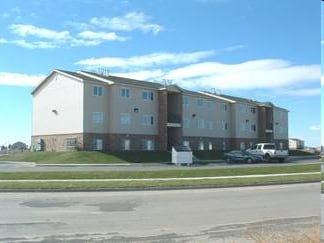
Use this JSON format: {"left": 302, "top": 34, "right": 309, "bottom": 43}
{"left": 32, "top": 69, "right": 83, "bottom": 94}
{"left": 198, "top": 91, "right": 236, "bottom": 103}
{"left": 55, "top": 69, "right": 83, "bottom": 82}
{"left": 78, "top": 71, "right": 114, "bottom": 85}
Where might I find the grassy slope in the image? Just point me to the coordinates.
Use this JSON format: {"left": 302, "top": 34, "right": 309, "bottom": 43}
{"left": 0, "top": 151, "right": 171, "bottom": 164}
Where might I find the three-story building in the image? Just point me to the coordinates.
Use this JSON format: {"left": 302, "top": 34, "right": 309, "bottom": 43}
{"left": 31, "top": 69, "right": 289, "bottom": 151}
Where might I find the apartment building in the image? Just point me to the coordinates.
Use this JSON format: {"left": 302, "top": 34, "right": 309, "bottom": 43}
{"left": 31, "top": 69, "right": 289, "bottom": 152}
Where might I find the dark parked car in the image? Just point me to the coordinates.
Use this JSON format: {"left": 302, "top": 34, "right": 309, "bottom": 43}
{"left": 224, "top": 150, "right": 264, "bottom": 163}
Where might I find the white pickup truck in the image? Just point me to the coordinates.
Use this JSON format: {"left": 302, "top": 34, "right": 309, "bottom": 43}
{"left": 246, "top": 143, "right": 289, "bottom": 162}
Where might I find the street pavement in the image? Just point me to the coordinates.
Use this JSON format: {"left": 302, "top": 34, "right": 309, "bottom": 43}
{"left": 0, "top": 183, "right": 320, "bottom": 242}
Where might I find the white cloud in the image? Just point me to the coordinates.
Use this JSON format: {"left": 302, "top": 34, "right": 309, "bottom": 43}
{"left": 309, "top": 125, "right": 321, "bottom": 131}
{"left": 90, "top": 12, "right": 163, "bottom": 35}
{"left": 280, "top": 88, "right": 321, "bottom": 97}
{"left": 111, "top": 70, "right": 164, "bottom": 80}
{"left": 77, "top": 31, "right": 127, "bottom": 42}
{"left": 76, "top": 50, "right": 214, "bottom": 69}
{"left": 163, "top": 59, "right": 320, "bottom": 90}
{"left": 9, "top": 24, "right": 70, "bottom": 40}
{"left": 0, "top": 38, "right": 8, "bottom": 44}
{"left": 2, "top": 23, "right": 129, "bottom": 48}
{"left": 0, "top": 72, "right": 45, "bottom": 86}
{"left": 11, "top": 39, "right": 58, "bottom": 49}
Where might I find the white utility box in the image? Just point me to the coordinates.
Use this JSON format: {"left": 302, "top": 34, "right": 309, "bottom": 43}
{"left": 172, "top": 145, "right": 192, "bottom": 165}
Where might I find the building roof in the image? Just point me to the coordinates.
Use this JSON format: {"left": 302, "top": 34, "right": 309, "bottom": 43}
{"left": 31, "top": 69, "right": 288, "bottom": 112}
{"left": 80, "top": 71, "right": 163, "bottom": 89}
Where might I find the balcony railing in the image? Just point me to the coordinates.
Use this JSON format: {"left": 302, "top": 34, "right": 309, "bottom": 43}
{"left": 167, "top": 114, "right": 181, "bottom": 124}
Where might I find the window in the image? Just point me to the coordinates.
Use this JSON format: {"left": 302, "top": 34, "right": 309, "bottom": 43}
{"left": 222, "top": 103, "right": 228, "bottom": 112}
{"left": 240, "top": 142, "right": 245, "bottom": 150}
{"left": 183, "top": 118, "right": 190, "bottom": 128}
{"left": 197, "top": 99, "right": 204, "bottom": 107}
{"left": 239, "top": 105, "right": 246, "bottom": 113}
{"left": 92, "top": 112, "right": 103, "bottom": 124}
{"left": 142, "top": 115, "right": 154, "bottom": 126}
{"left": 93, "top": 139, "right": 103, "bottom": 151}
{"left": 183, "top": 141, "right": 190, "bottom": 148}
{"left": 122, "top": 139, "right": 130, "bottom": 151}
{"left": 208, "top": 121, "right": 213, "bottom": 130}
{"left": 198, "top": 119, "right": 205, "bottom": 129}
{"left": 222, "top": 141, "right": 227, "bottom": 151}
{"left": 222, "top": 121, "right": 228, "bottom": 130}
{"left": 264, "top": 144, "right": 275, "bottom": 149}
{"left": 142, "top": 91, "right": 154, "bottom": 101}
{"left": 279, "top": 142, "right": 283, "bottom": 150}
{"left": 66, "top": 138, "right": 77, "bottom": 150}
{"left": 208, "top": 142, "right": 213, "bottom": 150}
{"left": 206, "top": 100, "right": 213, "bottom": 109}
{"left": 251, "top": 124, "right": 257, "bottom": 132}
{"left": 120, "top": 113, "right": 131, "bottom": 125}
{"left": 143, "top": 139, "right": 154, "bottom": 150}
{"left": 93, "top": 86, "right": 103, "bottom": 96}
{"left": 182, "top": 96, "right": 189, "bottom": 107}
{"left": 198, "top": 141, "right": 204, "bottom": 150}
{"left": 240, "top": 122, "right": 248, "bottom": 132}
{"left": 251, "top": 107, "right": 256, "bottom": 114}
{"left": 120, "top": 87, "right": 130, "bottom": 98}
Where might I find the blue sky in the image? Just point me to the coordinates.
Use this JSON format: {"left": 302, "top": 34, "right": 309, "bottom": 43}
{"left": 0, "top": 0, "right": 321, "bottom": 147}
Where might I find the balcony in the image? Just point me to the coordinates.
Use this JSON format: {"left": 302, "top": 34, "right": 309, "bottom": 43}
{"left": 167, "top": 114, "right": 181, "bottom": 127}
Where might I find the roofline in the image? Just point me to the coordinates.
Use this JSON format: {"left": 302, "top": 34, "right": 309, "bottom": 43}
{"left": 31, "top": 69, "right": 83, "bottom": 95}
{"left": 78, "top": 71, "right": 114, "bottom": 85}
{"left": 198, "top": 91, "right": 236, "bottom": 103}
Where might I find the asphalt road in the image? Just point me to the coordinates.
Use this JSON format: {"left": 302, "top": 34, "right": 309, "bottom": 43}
{"left": 0, "top": 157, "right": 320, "bottom": 172}
{"left": 0, "top": 183, "right": 320, "bottom": 242}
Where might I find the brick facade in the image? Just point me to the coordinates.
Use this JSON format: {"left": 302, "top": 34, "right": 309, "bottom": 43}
{"left": 32, "top": 133, "right": 159, "bottom": 152}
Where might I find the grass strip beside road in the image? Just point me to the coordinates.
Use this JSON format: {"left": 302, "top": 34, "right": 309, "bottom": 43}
{"left": 0, "top": 164, "right": 319, "bottom": 190}
{"left": 0, "top": 164, "right": 319, "bottom": 180}
{"left": 0, "top": 174, "right": 318, "bottom": 190}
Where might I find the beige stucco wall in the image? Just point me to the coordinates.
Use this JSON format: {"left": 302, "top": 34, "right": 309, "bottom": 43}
{"left": 32, "top": 73, "right": 84, "bottom": 135}
{"left": 65, "top": 80, "right": 159, "bottom": 135}
{"left": 231, "top": 103, "right": 258, "bottom": 139}
{"left": 182, "top": 94, "right": 232, "bottom": 138}
{"left": 273, "top": 107, "right": 289, "bottom": 140}
{"left": 83, "top": 81, "right": 110, "bottom": 133}
{"left": 108, "top": 84, "right": 159, "bottom": 135}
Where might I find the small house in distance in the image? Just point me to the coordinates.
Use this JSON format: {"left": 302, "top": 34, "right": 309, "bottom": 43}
{"left": 289, "top": 138, "right": 305, "bottom": 150}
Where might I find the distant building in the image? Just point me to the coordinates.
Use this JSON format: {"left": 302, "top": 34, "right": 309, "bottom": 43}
{"left": 289, "top": 138, "right": 305, "bottom": 150}
{"left": 31, "top": 69, "right": 289, "bottom": 152}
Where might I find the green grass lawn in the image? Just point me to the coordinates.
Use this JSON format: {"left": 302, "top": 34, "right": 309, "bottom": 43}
{"left": 0, "top": 151, "right": 171, "bottom": 164}
{"left": 0, "top": 163, "right": 319, "bottom": 180}
{"left": 0, "top": 174, "right": 318, "bottom": 190}
{"left": 0, "top": 163, "right": 319, "bottom": 190}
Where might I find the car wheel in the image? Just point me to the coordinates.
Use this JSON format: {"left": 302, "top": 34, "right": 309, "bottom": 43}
{"left": 264, "top": 154, "right": 271, "bottom": 163}
{"left": 225, "top": 158, "right": 231, "bottom": 163}
{"left": 246, "top": 158, "right": 252, "bottom": 164}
